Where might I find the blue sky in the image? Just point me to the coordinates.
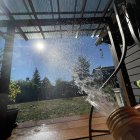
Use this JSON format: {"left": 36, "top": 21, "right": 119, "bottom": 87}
{"left": 0, "top": 36, "right": 114, "bottom": 85}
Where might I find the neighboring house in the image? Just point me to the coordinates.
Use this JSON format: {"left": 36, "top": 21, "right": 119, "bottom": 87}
{"left": 92, "top": 66, "right": 119, "bottom": 88}
{"left": 125, "top": 44, "right": 140, "bottom": 103}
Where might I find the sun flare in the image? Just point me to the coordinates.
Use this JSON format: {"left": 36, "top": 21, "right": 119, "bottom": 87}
{"left": 36, "top": 41, "right": 45, "bottom": 51}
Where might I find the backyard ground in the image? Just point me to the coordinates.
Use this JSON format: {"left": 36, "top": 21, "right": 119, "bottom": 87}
{"left": 8, "top": 96, "right": 91, "bottom": 123}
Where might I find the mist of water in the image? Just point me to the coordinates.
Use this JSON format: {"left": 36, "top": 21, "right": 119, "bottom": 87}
{"left": 73, "top": 72, "right": 118, "bottom": 116}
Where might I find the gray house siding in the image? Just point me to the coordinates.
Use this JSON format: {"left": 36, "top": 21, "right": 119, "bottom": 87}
{"left": 125, "top": 44, "right": 140, "bottom": 103}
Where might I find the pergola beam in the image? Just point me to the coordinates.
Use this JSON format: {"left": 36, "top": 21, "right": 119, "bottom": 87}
{"left": 72, "top": 0, "right": 78, "bottom": 32}
{"left": 50, "top": 0, "right": 55, "bottom": 30}
{"left": 0, "top": 17, "right": 111, "bottom": 27}
{"left": 76, "top": 0, "right": 87, "bottom": 37}
{"left": 57, "top": 0, "right": 62, "bottom": 38}
{"left": 28, "top": 0, "right": 45, "bottom": 39}
{"left": 0, "top": 0, "right": 28, "bottom": 40}
{"left": 93, "top": 0, "right": 113, "bottom": 37}
{"left": 15, "top": 28, "right": 103, "bottom": 34}
{"left": 0, "top": 11, "right": 109, "bottom": 16}
{"left": 89, "top": 0, "right": 102, "bottom": 35}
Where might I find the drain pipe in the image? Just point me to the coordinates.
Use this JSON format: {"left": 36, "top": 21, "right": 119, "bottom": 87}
{"left": 99, "top": 2, "right": 127, "bottom": 90}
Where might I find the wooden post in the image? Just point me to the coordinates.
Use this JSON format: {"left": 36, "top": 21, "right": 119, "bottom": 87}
{"left": 107, "top": 25, "right": 136, "bottom": 107}
{"left": 0, "top": 25, "right": 15, "bottom": 128}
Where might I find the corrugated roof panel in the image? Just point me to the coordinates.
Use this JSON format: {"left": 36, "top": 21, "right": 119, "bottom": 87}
{"left": 52, "top": 0, "right": 58, "bottom": 12}
{"left": 62, "top": 31, "right": 75, "bottom": 38}
{"left": 37, "top": 14, "right": 53, "bottom": 19}
{"left": 76, "top": 0, "right": 84, "bottom": 12}
{"left": 85, "top": 0, "right": 99, "bottom": 11}
{"left": 60, "top": 14, "right": 74, "bottom": 18}
{"left": 41, "top": 26, "right": 55, "bottom": 31}
{"left": 26, "top": 33, "right": 43, "bottom": 39}
{"left": 54, "top": 14, "right": 59, "bottom": 19}
{"left": 90, "top": 24, "right": 98, "bottom": 30}
{"left": 15, "top": 34, "right": 23, "bottom": 39}
{"left": 79, "top": 30, "right": 89, "bottom": 36}
{"left": 54, "top": 25, "right": 60, "bottom": 30}
{"left": 73, "top": 25, "right": 80, "bottom": 31}
{"left": 13, "top": 15, "right": 32, "bottom": 20}
{"left": 21, "top": 26, "right": 40, "bottom": 32}
{"left": 83, "top": 14, "right": 93, "bottom": 18}
{"left": 80, "top": 24, "right": 91, "bottom": 30}
{"left": 32, "top": 0, "right": 52, "bottom": 12}
{"left": 100, "top": 24, "right": 105, "bottom": 29}
{"left": 44, "top": 32, "right": 61, "bottom": 38}
{"left": 61, "top": 25, "right": 72, "bottom": 30}
{"left": 0, "top": 27, "right": 7, "bottom": 32}
{"left": 3, "top": 0, "right": 28, "bottom": 13}
{"left": 75, "top": 14, "right": 81, "bottom": 18}
{"left": 0, "top": 15, "right": 9, "bottom": 20}
{"left": 59, "top": 0, "right": 74, "bottom": 12}
{"left": 98, "top": 0, "right": 109, "bottom": 11}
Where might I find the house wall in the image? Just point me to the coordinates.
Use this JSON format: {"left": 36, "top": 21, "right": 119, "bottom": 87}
{"left": 125, "top": 43, "right": 140, "bottom": 103}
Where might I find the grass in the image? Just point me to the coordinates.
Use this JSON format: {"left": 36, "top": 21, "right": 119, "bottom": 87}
{"left": 8, "top": 96, "right": 91, "bottom": 123}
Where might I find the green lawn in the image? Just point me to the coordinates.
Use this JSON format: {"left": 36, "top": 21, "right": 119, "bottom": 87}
{"left": 8, "top": 96, "right": 91, "bottom": 123}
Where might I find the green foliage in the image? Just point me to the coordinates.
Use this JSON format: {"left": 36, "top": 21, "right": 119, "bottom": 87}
{"left": 41, "top": 77, "right": 53, "bottom": 99}
{"left": 102, "top": 84, "right": 115, "bottom": 99}
{"left": 74, "top": 56, "right": 90, "bottom": 80}
{"left": 32, "top": 68, "right": 41, "bottom": 88}
{"left": 15, "top": 67, "right": 81, "bottom": 103}
{"left": 9, "top": 81, "right": 21, "bottom": 102}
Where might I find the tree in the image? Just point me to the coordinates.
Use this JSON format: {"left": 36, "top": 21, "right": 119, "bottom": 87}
{"left": 9, "top": 81, "right": 21, "bottom": 102}
{"left": 32, "top": 68, "right": 41, "bottom": 100}
{"left": 55, "top": 78, "right": 63, "bottom": 98}
{"left": 32, "top": 68, "right": 41, "bottom": 87}
{"left": 73, "top": 56, "right": 90, "bottom": 80}
{"left": 16, "top": 79, "right": 35, "bottom": 102}
{"left": 41, "top": 77, "right": 52, "bottom": 99}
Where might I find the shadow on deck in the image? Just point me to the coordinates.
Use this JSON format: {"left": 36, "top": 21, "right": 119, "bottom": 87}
{"left": 8, "top": 112, "right": 114, "bottom": 140}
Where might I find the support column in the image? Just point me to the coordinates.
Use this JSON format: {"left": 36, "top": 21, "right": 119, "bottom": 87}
{"left": 0, "top": 25, "right": 15, "bottom": 127}
{"left": 107, "top": 25, "right": 136, "bottom": 106}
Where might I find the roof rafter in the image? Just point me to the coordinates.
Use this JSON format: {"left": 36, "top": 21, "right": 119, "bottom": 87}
{"left": 16, "top": 28, "right": 103, "bottom": 34}
{"left": 57, "top": 0, "right": 62, "bottom": 38}
{"left": 72, "top": 0, "right": 78, "bottom": 33}
{"left": 50, "top": 0, "right": 55, "bottom": 30}
{"left": 0, "top": 11, "right": 109, "bottom": 16}
{"left": 93, "top": 0, "right": 113, "bottom": 37}
{"left": 0, "top": 0, "right": 28, "bottom": 40}
{"left": 89, "top": 0, "right": 102, "bottom": 36}
{"left": 28, "top": 0, "right": 45, "bottom": 39}
{"left": 0, "top": 17, "right": 111, "bottom": 27}
{"left": 76, "top": 0, "right": 87, "bottom": 37}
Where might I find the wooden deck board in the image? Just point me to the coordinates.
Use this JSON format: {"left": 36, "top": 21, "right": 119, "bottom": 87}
{"left": 8, "top": 112, "right": 114, "bottom": 140}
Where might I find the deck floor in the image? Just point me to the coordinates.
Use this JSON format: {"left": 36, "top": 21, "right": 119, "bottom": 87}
{"left": 8, "top": 112, "right": 114, "bottom": 140}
